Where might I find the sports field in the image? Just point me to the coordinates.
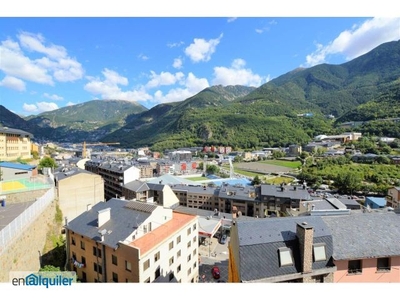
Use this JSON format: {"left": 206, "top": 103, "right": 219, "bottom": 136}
{"left": 0, "top": 177, "right": 52, "bottom": 194}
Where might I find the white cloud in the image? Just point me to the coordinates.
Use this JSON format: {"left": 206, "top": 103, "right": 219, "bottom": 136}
{"left": 138, "top": 53, "right": 149, "bottom": 60}
{"left": 304, "top": 17, "right": 400, "bottom": 67}
{"left": 151, "top": 72, "right": 209, "bottom": 104}
{"left": 0, "top": 38, "right": 53, "bottom": 84}
{"left": 0, "top": 75, "right": 26, "bottom": 91}
{"left": 22, "top": 101, "right": 59, "bottom": 114}
{"left": 43, "top": 93, "right": 63, "bottom": 101}
{"left": 66, "top": 102, "right": 75, "bottom": 106}
{"left": 167, "top": 41, "right": 184, "bottom": 48}
{"left": 0, "top": 32, "right": 84, "bottom": 86}
{"left": 184, "top": 34, "right": 223, "bottom": 63}
{"left": 173, "top": 58, "right": 183, "bottom": 69}
{"left": 212, "top": 58, "right": 266, "bottom": 87}
{"left": 146, "top": 71, "right": 184, "bottom": 89}
{"left": 227, "top": 18, "right": 237, "bottom": 23}
{"left": 84, "top": 68, "right": 152, "bottom": 102}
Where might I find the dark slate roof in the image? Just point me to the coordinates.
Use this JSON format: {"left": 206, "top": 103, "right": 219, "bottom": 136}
{"left": 0, "top": 162, "right": 36, "bottom": 171}
{"left": 171, "top": 184, "right": 219, "bottom": 196}
{"left": 54, "top": 168, "right": 95, "bottom": 181}
{"left": 124, "top": 180, "right": 149, "bottom": 192}
{"left": 218, "top": 185, "right": 258, "bottom": 202}
{"left": 303, "top": 200, "right": 337, "bottom": 211}
{"left": 321, "top": 213, "right": 400, "bottom": 260}
{"left": 0, "top": 127, "right": 33, "bottom": 138}
{"left": 261, "top": 184, "right": 311, "bottom": 200}
{"left": 173, "top": 205, "right": 256, "bottom": 221}
{"left": 236, "top": 216, "right": 333, "bottom": 282}
{"left": 66, "top": 198, "right": 151, "bottom": 249}
{"left": 336, "top": 197, "right": 361, "bottom": 208}
{"left": 146, "top": 183, "right": 165, "bottom": 191}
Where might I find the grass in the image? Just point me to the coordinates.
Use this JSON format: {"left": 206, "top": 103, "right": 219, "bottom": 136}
{"left": 265, "top": 176, "right": 295, "bottom": 185}
{"left": 187, "top": 176, "right": 208, "bottom": 182}
{"left": 260, "top": 159, "right": 301, "bottom": 169}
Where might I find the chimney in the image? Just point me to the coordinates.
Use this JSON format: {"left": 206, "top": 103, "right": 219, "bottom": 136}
{"left": 98, "top": 208, "right": 111, "bottom": 227}
{"left": 87, "top": 204, "right": 92, "bottom": 211}
{"left": 296, "top": 222, "right": 314, "bottom": 274}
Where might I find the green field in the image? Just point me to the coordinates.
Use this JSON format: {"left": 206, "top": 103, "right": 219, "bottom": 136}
{"left": 265, "top": 176, "right": 295, "bottom": 185}
{"left": 260, "top": 159, "right": 301, "bottom": 169}
{"left": 186, "top": 176, "right": 208, "bottom": 182}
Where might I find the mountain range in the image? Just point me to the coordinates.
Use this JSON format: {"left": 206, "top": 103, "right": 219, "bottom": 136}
{"left": 1, "top": 40, "right": 399, "bottom": 150}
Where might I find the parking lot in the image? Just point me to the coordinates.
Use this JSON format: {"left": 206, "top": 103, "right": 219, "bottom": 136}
{"left": 198, "top": 236, "right": 230, "bottom": 283}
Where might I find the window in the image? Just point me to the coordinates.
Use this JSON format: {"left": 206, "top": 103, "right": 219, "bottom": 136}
{"left": 144, "top": 277, "right": 150, "bottom": 283}
{"left": 143, "top": 259, "right": 150, "bottom": 271}
{"left": 72, "top": 252, "right": 76, "bottom": 261}
{"left": 377, "top": 258, "right": 390, "bottom": 271}
{"left": 193, "top": 236, "right": 197, "bottom": 243}
{"left": 193, "top": 249, "right": 197, "bottom": 256}
{"left": 193, "top": 223, "right": 197, "bottom": 230}
{"left": 177, "top": 264, "right": 181, "bottom": 273}
{"left": 112, "top": 272, "right": 118, "bottom": 282}
{"left": 112, "top": 255, "right": 118, "bottom": 266}
{"left": 169, "top": 272, "right": 174, "bottom": 282}
{"left": 193, "top": 262, "right": 197, "bottom": 269}
{"left": 187, "top": 227, "right": 191, "bottom": 235}
{"left": 348, "top": 260, "right": 362, "bottom": 274}
{"left": 177, "top": 235, "right": 181, "bottom": 244}
{"left": 93, "top": 263, "right": 102, "bottom": 274}
{"left": 155, "top": 268, "right": 161, "bottom": 279}
{"left": 93, "top": 246, "right": 97, "bottom": 256}
{"left": 81, "top": 271, "right": 87, "bottom": 282}
{"left": 154, "top": 251, "right": 160, "bottom": 262}
{"left": 125, "top": 260, "right": 131, "bottom": 272}
{"left": 169, "top": 241, "right": 174, "bottom": 250}
{"left": 187, "top": 241, "right": 191, "bottom": 248}
{"left": 97, "top": 248, "right": 102, "bottom": 258}
{"left": 313, "top": 244, "right": 327, "bottom": 262}
{"left": 81, "top": 256, "right": 86, "bottom": 266}
{"left": 169, "top": 256, "right": 174, "bottom": 266}
{"left": 177, "top": 250, "right": 181, "bottom": 258}
{"left": 71, "top": 237, "right": 76, "bottom": 246}
{"left": 187, "top": 267, "right": 191, "bottom": 275}
{"left": 278, "top": 247, "right": 294, "bottom": 267}
{"left": 80, "top": 240, "right": 85, "bottom": 250}
{"left": 187, "top": 254, "right": 191, "bottom": 262}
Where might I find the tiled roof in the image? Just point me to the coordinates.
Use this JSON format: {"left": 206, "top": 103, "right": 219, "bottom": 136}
{"left": 124, "top": 201, "right": 158, "bottom": 213}
{"left": 260, "top": 184, "right": 311, "bottom": 200}
{"left": 130, "top": 212, "right": 197, "bottom": 256}
{"left": 321, "top": 213, "right": 400, "bottom": 260}
{"left": 0, "top": 127, "right": 33, "bottom": 137}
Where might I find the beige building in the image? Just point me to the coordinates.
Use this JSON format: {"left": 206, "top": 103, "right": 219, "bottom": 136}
{"left": 387, "top": 187, "right": 400, "bottom": 209}
{"left": 65, "top": 199, "right": 199, "bottom": 283}
{"left": 0, "top": 127, "right": 33, "bottom": 161}
{"left": 55, "top": 168, "right": 105, "bottom": 222}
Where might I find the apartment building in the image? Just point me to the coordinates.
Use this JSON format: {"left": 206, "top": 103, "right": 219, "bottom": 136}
{"left": 0, "top": 127, "right": 33, "bottom": 161}
{"left": 172, "top": 184, "right": 220, "bottom": 210}
{"left": 229, "top": 216, "right": 336, "bottom": 282}
{"left": 85, "top": 160, "right": 140, "bottom": 200}
{"left": 65, "top": 199, "right": 199, "bottom": 283}
{"left": 387, "top": 187, "right": 400, "bottom": 209}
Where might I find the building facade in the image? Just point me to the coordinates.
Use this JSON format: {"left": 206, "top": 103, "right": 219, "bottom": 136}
{"left": 0, "top": 127, "right": 33, "bottom": 161}
{"left": 65, "top": 199, "right": 199, "bottom": 283}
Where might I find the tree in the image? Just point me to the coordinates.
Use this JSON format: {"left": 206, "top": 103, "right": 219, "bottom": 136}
{"left": 38, "top": 156, "right": 57, "bottom": 169}
{"left": 333, "top": 172, "right": 361, "bottom": 195}
{"left": 31, "top": 150, "right": 39, "bottom": 160}
{"left": 251, "top": 175, "right": 262, "bottom": 186}
{"left": 40, "top": 265, "right": 61, "bottom": 272}
{"left": 206, "top": 164, "right": 219, "bottom": 175}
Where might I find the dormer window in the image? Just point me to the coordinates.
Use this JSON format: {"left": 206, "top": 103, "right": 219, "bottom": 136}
{"left": 313, "top": 243, "right": 327, "bottom": 262}
{"left": 278, "top": 247, "right": 294, "bottom": 267}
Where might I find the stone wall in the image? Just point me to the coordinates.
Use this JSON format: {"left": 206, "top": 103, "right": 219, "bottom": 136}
{"left": 2, "top": 189, "right": 49, "bottom": 204}
{"left": 0, "top": 199, "right": 57, "bottom": 282}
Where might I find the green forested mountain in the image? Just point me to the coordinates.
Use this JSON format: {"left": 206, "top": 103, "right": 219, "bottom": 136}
{"left": 0, "top": 105, "right": 35, "bottom": 132}
{"left": 24, "top": 100, "right": 148, "bottom": 142}
{"left": 104, "top": 40, "right": 400, "bottom": 150}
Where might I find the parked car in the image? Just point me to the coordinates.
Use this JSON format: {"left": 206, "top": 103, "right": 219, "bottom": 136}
{"left": 219, "top": 234, "right": 227, "bottom": 244}
{"left": 211, "top": 266, "right": 220, "bottom": 279}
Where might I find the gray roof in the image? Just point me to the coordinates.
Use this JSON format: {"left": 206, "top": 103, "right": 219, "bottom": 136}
{"left": 171, "top": 184, "right": 219, "bottom": 196}
{"left": 54, "top": 168, "right": 95, "bottom": 181}
{"left": 236, "top": 216, "right": 334, "bottom": 281}
{"left": 321, "top": 213, "right": 400, "bottom": 260}
{"left": 336, "top": 197, "right": 361, "bottom": 208}
{"left": 303, "top": 200, "right": 337, "bottom": 211}
{"left": 146, "top": 174, "right": 199, "bottom": 186}
{"left": 218, "top": 185, "right": 258, "bottom": 202}
{"left": 124, "top": 180, "right": 149, "bottom": 192}
{"left": 325, "top": 197, "right": 347, "bottom": 210}
{"left": 66, "top": 198, "right": 151, "bottom": 249}
{"left": 0, "top": 127, "right": 33, "bottom": 138}
{"left": 173, "top": 205, "right": 256, "bottom": 221}
{"left": 261, "top": 184, "right": 311, "bottom": 200}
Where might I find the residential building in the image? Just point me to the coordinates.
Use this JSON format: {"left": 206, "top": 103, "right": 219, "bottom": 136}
{"left": 0, "top": 162, "right": 37, "bottom": 181}
{"left": 122, "top": 180, "right": 180, "bottom": 208}
{"left": 156, "top": 161, "right": 174, "bottom": 175}
{"left": 169, "top": 150, "right": 192, "bottom": 162}
{"left": 387, "top": 187, "right": 400, "bottom": 209}
{"left": 228, "top": 216, "right": 336, "bottom": 282}
{"left": 65, "top": 199, "right": 199, "bottom": 283}
{"left": 322, "top": 213, "right": 400, "bottom": 283}
{"left": 288, "top": 144, "right": 302, "bottom": 156}
{"left": 55, "top": 168, "right": 105, "bottom": 222}
{"left": 0, "top": 127, "right": 33, "bottom": 161}
{"left": 85, "top": 160, "right": 140, "bottom": 200}
{"left": 172, "top": 184, "right": 220, "bottom": 211}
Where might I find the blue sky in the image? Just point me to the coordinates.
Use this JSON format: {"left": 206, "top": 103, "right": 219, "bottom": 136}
{"left": 1, "top": 3, "right": 399, "bottom": 116}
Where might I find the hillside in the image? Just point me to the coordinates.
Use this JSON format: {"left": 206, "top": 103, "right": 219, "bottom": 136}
{"left": 0, "top": 105, "right": 37, "bottom": 133}
{"left": 104, "top": 40, "right": 400, "bottom": 150}
{"left": 24, "top": 100, "right": 148, "bottom": 142}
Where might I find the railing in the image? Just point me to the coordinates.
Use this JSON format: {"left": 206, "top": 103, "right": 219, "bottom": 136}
{"left": 0, "top": 187, "right": 55, "bottom": 255}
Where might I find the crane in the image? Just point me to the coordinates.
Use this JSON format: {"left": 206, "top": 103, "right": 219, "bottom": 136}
{"left": 82, "top": 141, "right": 120, "bottom": 158}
